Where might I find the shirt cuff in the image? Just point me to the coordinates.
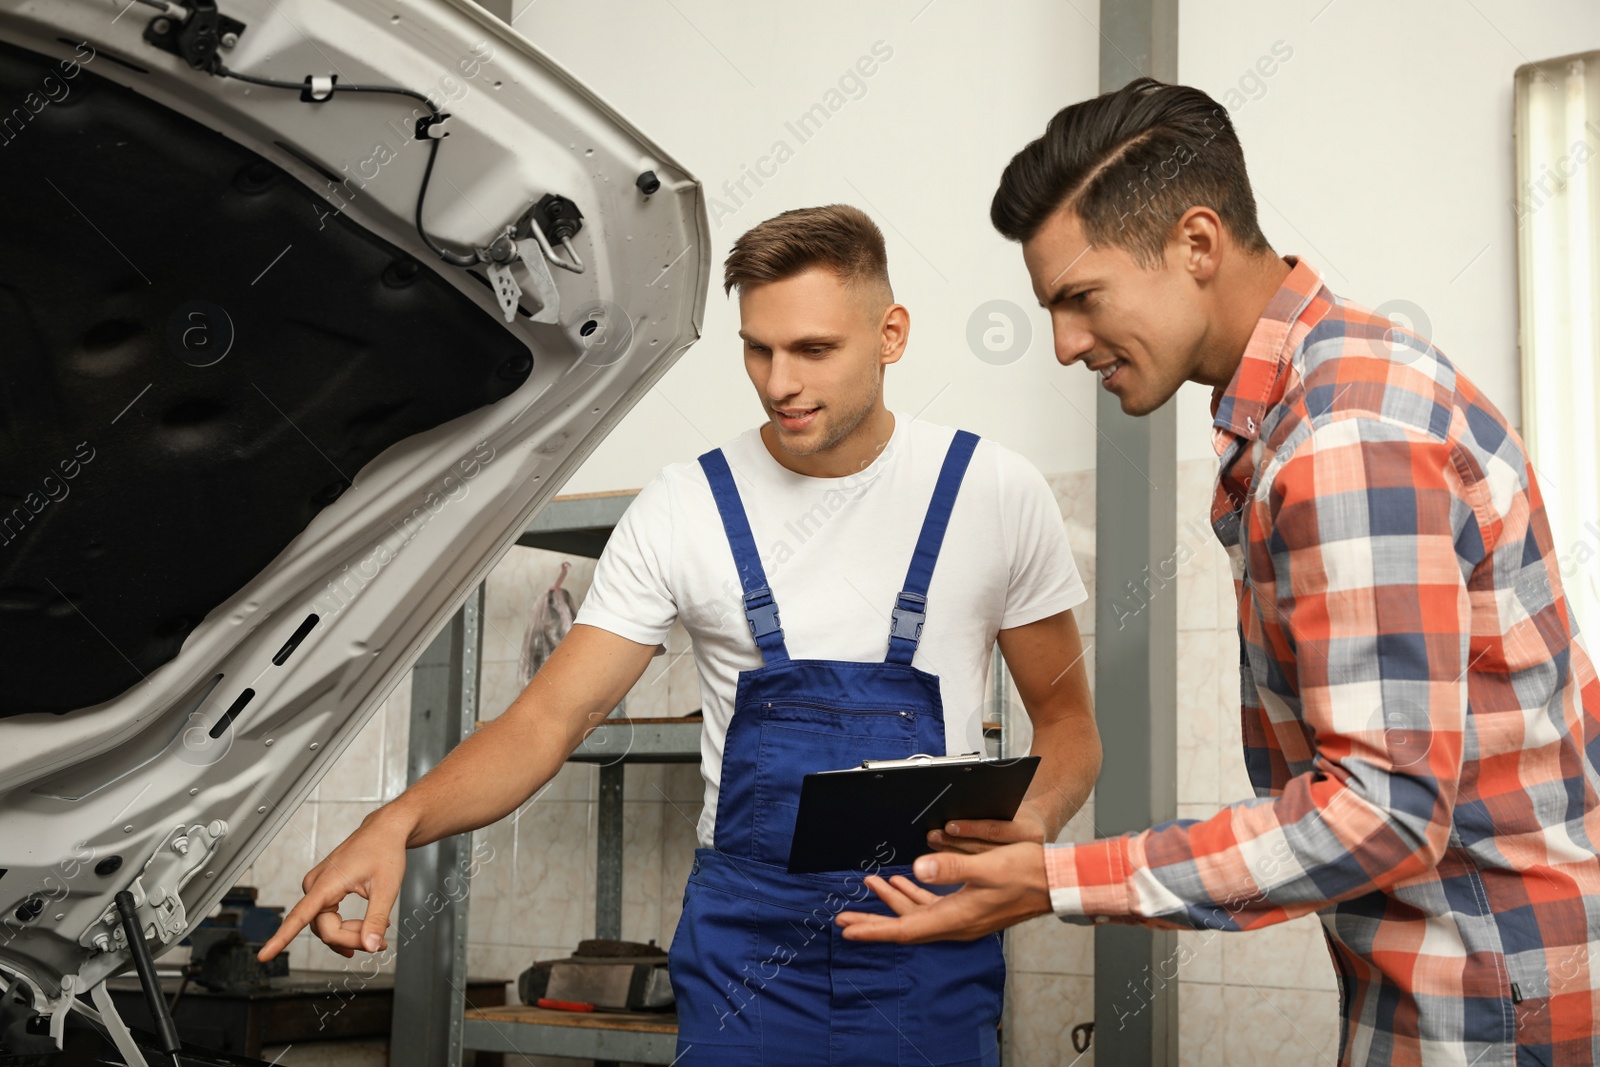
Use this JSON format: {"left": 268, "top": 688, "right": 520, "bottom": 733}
{"left": 998, "top": 588, "right": 1089, "bottom": 631}
{"left": 570, "top": 607, "right": 672, "bottom": 649}
{"left": 1044, "top": 838, "right": 1137, "bottom": 922}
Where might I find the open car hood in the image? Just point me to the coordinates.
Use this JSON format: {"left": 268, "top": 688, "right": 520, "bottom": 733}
{"left": 0, "top": 0, "right": 706, "bottom": 1021}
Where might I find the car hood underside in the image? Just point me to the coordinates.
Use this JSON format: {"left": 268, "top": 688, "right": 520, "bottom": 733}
{"left": 0, "top": 0, "right": 706, "bottom": 1031}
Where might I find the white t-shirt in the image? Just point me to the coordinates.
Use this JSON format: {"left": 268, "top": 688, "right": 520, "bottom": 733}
{"left": 574, "top": 415, "right": 1088, "bottom": 845}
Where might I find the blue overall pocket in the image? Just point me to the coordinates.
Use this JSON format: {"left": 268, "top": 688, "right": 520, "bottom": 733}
{"left": 744, "top": 701, "right": 917, "bottom": 866}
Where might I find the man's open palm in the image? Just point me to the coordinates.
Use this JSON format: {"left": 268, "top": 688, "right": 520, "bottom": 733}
{"left": 835, "top": 841, "right": 1055, "bottom": 943}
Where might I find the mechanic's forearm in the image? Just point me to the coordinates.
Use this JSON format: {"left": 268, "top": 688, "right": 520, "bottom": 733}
{"left": 364, "top": 694, "right": 590, "bottom": 849}
{"left": 1019, "top": 711, "right": 1102, "bottom": 840}
{"left": 360, "top": 624, "right": 651, "bottom": 849}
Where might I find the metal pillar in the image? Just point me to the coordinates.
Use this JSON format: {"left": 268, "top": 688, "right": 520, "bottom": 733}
{"left": 389, "top": 584, "right": 483, "bottom": 1067}
{"left": 1100, "top": 0, "right": 1178, "bottom": 91}
{"left": 1094, "top": 2, "right": 1180, "bottom": 1064}
{"left": 596, "top": 761, "right": 625, "bottom": 941}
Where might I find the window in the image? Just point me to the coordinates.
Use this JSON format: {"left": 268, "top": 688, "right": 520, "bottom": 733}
{"left": 1514, "top": 51, "right": 1600, "bottom": 637}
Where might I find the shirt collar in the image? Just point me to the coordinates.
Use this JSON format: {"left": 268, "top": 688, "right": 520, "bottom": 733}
{"left": 1209, "top": 256, "right": 1327, "bottom": 455}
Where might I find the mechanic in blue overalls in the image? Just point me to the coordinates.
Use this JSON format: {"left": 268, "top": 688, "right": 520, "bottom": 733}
{"left": 266, "top": 204, "right": 1100, "bottom": 1066}
{"left": 569, "top": 205, "right": 1101, "bottom": 1065}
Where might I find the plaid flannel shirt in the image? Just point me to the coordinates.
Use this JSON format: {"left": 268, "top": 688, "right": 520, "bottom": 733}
{"left": 1044, "top": 257, "right": 1600, "bottom": 1065}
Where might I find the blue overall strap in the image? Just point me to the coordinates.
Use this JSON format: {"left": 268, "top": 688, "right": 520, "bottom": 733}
{"left": 697, "top": 449, "right": 790, "bottom": 665}
{"left": 886, "top": 430, "right": 980, "bottom": 665}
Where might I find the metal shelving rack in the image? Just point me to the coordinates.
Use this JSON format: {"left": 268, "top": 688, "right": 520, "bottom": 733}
{"left": 514, "top": 490, "right": 699, "bottom": 948}
{"left": 568, "top": 717, "right": 700, "bottom": 945}
{"left": 394, "top": 490, "right": 693, "bottom": 1066}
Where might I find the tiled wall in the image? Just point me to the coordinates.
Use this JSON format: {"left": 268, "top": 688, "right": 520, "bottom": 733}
{"left": 1001, "top": 467, "right": 1098, "bottom": 1066}
{"left": 242, "top": 457, "right": 1344, "bottom": 1065}
{"left": 1165, "top": 460, "right": 1344, "bottom": 1067}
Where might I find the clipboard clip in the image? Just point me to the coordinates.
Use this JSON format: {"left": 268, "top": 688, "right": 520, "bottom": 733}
{"left": 858, "top": 751, "right": 987, "bottom": 770}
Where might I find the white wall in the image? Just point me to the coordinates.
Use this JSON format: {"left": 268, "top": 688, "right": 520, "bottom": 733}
{"left": 529, "top": 0, "right": 1600, "bottom": 487}
{"left": 511, "top": 0, "right": 1104, "bottom": 494}
{"left": 1175, "top": 0, "right": 1600, "bottom": 460}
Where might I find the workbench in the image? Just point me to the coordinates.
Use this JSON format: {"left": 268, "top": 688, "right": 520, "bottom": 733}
{"left": 463, "top": 1004, "right": 679, "bottom": 1063}
{"left": 106, "top": 970, "right": 507, "bottom": 1061}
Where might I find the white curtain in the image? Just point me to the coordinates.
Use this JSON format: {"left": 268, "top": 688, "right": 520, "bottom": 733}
{"left": 1515, "top": 51, "right": 1600, "bottom": 639}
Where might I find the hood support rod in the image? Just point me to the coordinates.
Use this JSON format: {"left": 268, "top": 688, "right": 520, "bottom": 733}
{"left": 113, "top": 890, "right": 182, "bottom": 1058}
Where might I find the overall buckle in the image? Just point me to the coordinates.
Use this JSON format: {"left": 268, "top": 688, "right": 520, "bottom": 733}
{"left": 743, "top": 588, "right": 782, "bottom": 639}
{"left": 889, "top": 591, "right": 927, "bottom": 642}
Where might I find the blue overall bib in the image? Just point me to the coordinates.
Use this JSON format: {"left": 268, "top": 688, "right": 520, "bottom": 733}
{"left": 667, "top": 430, "right": 1005, "bottom": 1066}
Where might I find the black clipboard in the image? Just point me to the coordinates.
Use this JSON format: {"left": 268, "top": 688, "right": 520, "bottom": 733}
{"left": 786, "top": 753, "right": 1040, "bottom": 874}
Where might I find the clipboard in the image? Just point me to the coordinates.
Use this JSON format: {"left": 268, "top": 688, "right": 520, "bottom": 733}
{"left": 785, "top": 753, "right": 1040, "bottom": 874}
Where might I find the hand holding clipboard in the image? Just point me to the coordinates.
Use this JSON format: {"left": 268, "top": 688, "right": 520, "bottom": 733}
{"left": 786, "top": 753, "right": 1041, "bottom": 874}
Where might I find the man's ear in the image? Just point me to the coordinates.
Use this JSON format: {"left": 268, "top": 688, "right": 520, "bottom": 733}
{"left": 880, "top": 302, "right": 910, "bottom": 367}
{"left": 1175, "top": 206, "right": 1222, "bottom": 283}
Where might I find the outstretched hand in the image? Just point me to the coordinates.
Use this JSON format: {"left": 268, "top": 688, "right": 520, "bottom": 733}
{"left": 835, "top": 841, "right": 1054, "bottom": 943}
{"left": 257, "top": 812, "right": 409, "bottom": 962}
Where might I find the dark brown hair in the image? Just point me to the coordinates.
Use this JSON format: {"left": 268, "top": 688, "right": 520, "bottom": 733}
{"left": 723, "top": 204, "right": 892, "bottom": 299}
{"left": 991, "top": 78, "right": 1270, "bottom": 267}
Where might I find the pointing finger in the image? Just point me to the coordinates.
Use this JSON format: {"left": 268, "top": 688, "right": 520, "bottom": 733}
{"left": 258, "top": 892, "right": 327, "bottom": 961}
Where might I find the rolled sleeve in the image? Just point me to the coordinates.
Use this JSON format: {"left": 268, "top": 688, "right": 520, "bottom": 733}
{"left": 573, "top": 474, "right": 678, "bottom": 647}
{"left": 1045, "top": 839, "right": 1135, "bottom": 923}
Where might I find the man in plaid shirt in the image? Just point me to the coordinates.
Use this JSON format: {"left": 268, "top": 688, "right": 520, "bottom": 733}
{"left": 838, "top": 78, "right": 1600, "bottom": 1065}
